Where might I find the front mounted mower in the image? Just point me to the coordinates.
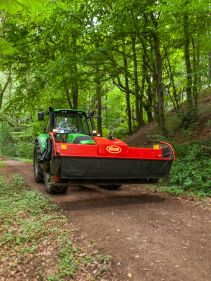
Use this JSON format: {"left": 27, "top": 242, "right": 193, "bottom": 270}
{"left": 33, "top": 107, "right": 175, "bottom": 194}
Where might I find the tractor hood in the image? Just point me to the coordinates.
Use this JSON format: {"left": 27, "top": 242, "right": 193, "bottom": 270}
{"left": 66, "top": 133, "right": 95, "bottom": 145}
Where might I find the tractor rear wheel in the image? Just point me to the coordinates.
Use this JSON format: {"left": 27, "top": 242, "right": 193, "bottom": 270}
{"left": 33, "top": 144, "right": 44, "bottom": 183}
{"left": 44, "top": 172, "right": 68, "bottom": 194}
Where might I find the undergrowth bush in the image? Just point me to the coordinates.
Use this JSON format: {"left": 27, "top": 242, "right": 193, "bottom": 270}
{"left": 0, "top": 121, "right": 33, "bottom": 159}
{"left": 168, "top": 141, "right": 211, "bottom": 196}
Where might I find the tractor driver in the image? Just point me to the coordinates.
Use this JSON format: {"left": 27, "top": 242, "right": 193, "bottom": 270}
{"left": 57, "top": 117, "right": 78, "bottom": 133}
{"left": 57, "top": 117, "right": 71, "bottom": 133}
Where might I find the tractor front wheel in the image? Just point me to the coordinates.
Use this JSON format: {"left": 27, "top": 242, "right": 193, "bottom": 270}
{"left": 44, "top": 172, "right": 68, "bottom": 194}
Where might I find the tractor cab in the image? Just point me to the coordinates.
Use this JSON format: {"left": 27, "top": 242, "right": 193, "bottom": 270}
{"left": 38, "top": 108, "right": 95, "bottom": 136}
{"left": 37, "top": 107, "right": 96, "bottom": 145}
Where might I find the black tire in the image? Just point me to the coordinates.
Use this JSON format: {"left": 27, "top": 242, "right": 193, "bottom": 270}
{"left": 33, "top": 144, "right": 44, "bottom": 183}
{"left": 44, "top": 172, "right": 68, "bottom": 195}
{"left": 98, "top": 184, "right": 122, "bottom": 190}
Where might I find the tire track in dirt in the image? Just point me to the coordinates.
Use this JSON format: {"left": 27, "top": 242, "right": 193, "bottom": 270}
{"left": 1, "top": 158, "right": 211, "bottom": 281}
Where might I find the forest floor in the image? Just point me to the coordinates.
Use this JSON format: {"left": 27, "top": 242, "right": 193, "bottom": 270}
{"left": 0, "top": 158, "right": 211, "bottom": 281}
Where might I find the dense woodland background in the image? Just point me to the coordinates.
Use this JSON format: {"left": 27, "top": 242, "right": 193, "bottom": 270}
{"left": 0, "top": 0, "right": 210, "bottom": 195}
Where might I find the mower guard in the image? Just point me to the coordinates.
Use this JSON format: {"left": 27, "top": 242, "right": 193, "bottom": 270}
{"left": 61, "top": 157, "right": 172, "bottom": 184}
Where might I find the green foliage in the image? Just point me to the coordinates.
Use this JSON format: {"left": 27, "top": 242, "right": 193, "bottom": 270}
{"left": 0, "top": 174, "right": 111, "bottom": 279}
{"left": 102, "top": 88, "right": 129, "bottom": 138}
{"left": 0, "top": 174, "right": 25, "bottom": 195}
{"left": 1, "top": 0, "right": 210, "bottom": 138}
{"left": 0, "top": 0, "right": 48, "bottom": 13}
{"left": 58, "top": 241, "right": 79, "bottom": 278}
{"left": 0, "top": 120, "right": 34, "bottom": 159}
{"left": 168, "top": 141, "right": 211, "bottom": 196}
{"left": 0, "top": 174, "right": 56, "bottom": 249}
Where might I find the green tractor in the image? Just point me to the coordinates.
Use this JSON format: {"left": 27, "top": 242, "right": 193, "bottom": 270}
{"left": 33, "top": 107, "right": 97, "bottom": 194}
{"left": 34, "top": 107, "right": 175, "bottom": 195}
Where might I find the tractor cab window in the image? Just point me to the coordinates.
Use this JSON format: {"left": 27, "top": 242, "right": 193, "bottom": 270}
{"left": 57, "top": 117, "right": 73, "bottom": 133}
{"left": 55, "top": 113, "right": 90, "bottom": 135}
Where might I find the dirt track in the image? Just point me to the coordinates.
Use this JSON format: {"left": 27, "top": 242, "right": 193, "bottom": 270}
{"left": 1, "top": 158, "right": 211, "bottom": 281}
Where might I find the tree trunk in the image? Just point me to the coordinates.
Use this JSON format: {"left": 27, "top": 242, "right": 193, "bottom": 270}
{"left": 0, "top": 11, "right": 8, "bottom": 109}
{"left": 0, "top": 72, "right": 11, "bottom": 109}
{"left": 71, "top": 36, "right": 79, "bottom": 109}
{"left": 1, "top": 10, "right": 6, "bottom": 38}
{"left": 131, "top": 35, "right": 144, "bottom": 128}
{"left": 151, "top": 14, "right": 167, "bottom": 135}
{"left": 140, "top": 52, "right": 146, "bottom": 125}
{"left": 183, "top": 7, "right": 193, "bottom": 111}
{"left": 208, "top": 51, "right": 211, "bottom": 87}
{"left": 140, "top": 21, "right": 154, "bottom": 124}
{"left": 208, "top": 21, "right": 211, "bottom": 86}
{"left": 145, "top": 73, "right": 154, "bottom": 123}
{"left": 122, "top": 40, "right": 132, "bottom": 134}
{"left": 64, "top": 82, "right": 73, "bottom": 108}
{"left": 71, "top": 79, "right": 78, "bottom": 109}
{"left": 166, "top": 51, "right": 180, "bottom": 112}
{"left": 155, "top": 39, "right": 166, "bottom": 134}
{"left": 192, "top": 38, "right": 199, "bottom": 112}
{"left": 95, "top": 66, "right": 102, "bottom": 136}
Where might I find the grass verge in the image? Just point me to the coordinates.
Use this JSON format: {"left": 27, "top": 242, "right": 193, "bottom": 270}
{"left": 0, "top": 174, "right": 111, "bottom": 281}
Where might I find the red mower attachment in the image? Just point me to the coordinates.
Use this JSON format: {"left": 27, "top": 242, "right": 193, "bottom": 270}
{"left": 49, "top": 132, "right": 175, "bottom": 185}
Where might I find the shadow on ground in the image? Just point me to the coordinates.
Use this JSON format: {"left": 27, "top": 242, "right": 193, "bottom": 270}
{"left": 59, "top": 186, "right": 165, "bottom": 211}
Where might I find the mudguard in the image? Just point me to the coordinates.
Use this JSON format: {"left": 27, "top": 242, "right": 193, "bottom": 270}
{"left": 36, "top": 134, "right": 48, "bottom": 153}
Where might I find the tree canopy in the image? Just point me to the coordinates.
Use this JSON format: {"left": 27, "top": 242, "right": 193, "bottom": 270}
{"left": 0, "top": 0, "right": 210, "bottom": 147}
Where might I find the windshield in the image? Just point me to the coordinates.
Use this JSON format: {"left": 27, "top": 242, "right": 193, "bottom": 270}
{"left": 55, "top": 113, "right": 90, "bottom": 135}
